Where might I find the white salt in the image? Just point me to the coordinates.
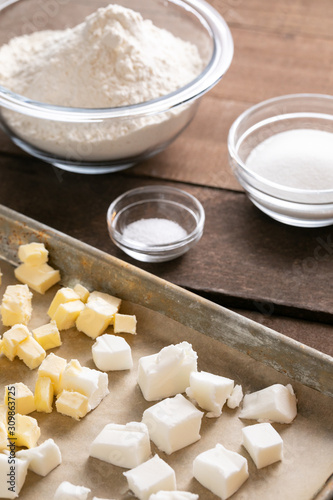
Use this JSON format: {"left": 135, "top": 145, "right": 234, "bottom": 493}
{"left": 246, "top": 129, "right": 333, "bottom": 190}
{"left": 123, "top": 218, "right": 188, "bottom": 245}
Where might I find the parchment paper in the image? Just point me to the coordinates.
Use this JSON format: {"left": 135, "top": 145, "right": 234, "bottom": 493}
{"left": 0, "top": 259, "right": 332, "bottom": 500}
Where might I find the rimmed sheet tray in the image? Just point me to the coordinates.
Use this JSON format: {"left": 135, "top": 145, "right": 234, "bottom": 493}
{"left": 0, "top": 204, "right": 332, "bottom": 500}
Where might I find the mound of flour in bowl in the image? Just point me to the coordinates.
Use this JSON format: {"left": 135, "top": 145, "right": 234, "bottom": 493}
{"left": 0, "top": 4, "right": 204, "bottom": 162}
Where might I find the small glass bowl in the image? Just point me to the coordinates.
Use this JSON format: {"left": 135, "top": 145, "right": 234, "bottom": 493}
{"left": 107, "top": 186, "right": 205, "bottom": 262}
{"left": 228, "top": 94, "right": 333, "bottom": 228}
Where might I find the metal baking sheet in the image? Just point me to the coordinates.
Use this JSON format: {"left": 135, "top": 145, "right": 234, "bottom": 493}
{"left": 0, "top": 204, "right": 332, "bottom": 500}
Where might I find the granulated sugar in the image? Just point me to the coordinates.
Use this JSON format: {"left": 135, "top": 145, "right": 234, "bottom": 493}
{"left": 0, "top": 4, "right": 203, "bottom": 161}
{"left": 123, "top": 218, "right": 188, "bottom": 246}
{"left": 246, "top": 129, "right": 333, "bottom": 190}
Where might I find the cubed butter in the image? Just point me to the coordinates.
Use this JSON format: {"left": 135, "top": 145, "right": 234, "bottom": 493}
{"left": 14, "top": 262, "right": 60, "bottom": 294}
{"left": 35, "top": 376, "right": 54, "bottom": 413}
{"left": 186, "top": 371, "right": 234, "bottom": 418}
{"left": 90, "top": 422, "right": 151, "bottom": 469}
{"left": 114, "top": 313, "right": 137, "bottom": 334}
{"left": 0, "top": 422, "right": 7, "bottom": 451}
{"left": 16, "top": 335, "right": 46, "bottom": 370}
{"left": 142, "top": 394, "right": 203, "bottom": 455}
{"left": 32, "top": 321, "right": 62, "bottom": 350}
{"left": 16, "top": 438, "right": 62, "bottom": 476}
{"left": 138, "top": 341, "right": 197, "bottom": 401}
{"left": 149, "top": 493, "right": 199, "bottom": 500}
{"left": 5, "top": 382, "right": 36, "bottom": 415}
{"left": 76, "top": 300, "right": 116, "bottom": 339}
{"left": 239, "top": 384, "right": 297, "bottom": 424}
{"left": 18, "top": 242, "right": 48, "bottom": 266}
{"left": 1, "top": 324, "right": 31, "bottom": 361}
{"left": 47, "top": 287, "right": 80, "bottom": 319}
{"left": 193, "top": 444, "right": 249, "bottom": 500}
{"left": 0, "top": 453, "right": 28, "bottom": 499}
{"left": 54, "top": 481, "right": 91, "bottom": 500}
{"left": 56, "top": 390, "right": 89, "bottom": 420}
{"left": 38, "top": 353, "right": 67, "bottom": 394}
{"left": 0, "top": 284, "right": 32, "bottom": 326}
{"left": 124, "top": 455, "right": 177, "bottom": 500}
{"left": 73, "top": 284, "right": 90, "bottom": 303}
{"left": 9, "top": 414, "right": 41, "bottom": 448}
{"left": 87, "top": 291, "right": 121, "bottom": 311}
{"left": 60, "top": 359, "right": 109, "bottom": 410}
{"left": 242, "top": 423, "right": 283, "bottom": 468}
{"left": 0, "top": 404, "right": 7, "bottom": 425}
{"left": 52, "top": 300, "right": 85, "bottom": 330}
{"left": 92, "top": 334, "right": 133, "bottom": 371}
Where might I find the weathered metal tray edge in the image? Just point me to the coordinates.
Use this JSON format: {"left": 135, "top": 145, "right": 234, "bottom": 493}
{"left": 0, "top": 204, "right": 332, "bottom": 400}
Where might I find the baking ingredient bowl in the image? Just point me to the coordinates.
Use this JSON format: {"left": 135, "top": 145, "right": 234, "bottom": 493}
{"left": 0, "top": 0, "right": 233, "bottom": 174}
{"left": 228, "top": 94, "right": 333, "bottom": 228}
{"left": 107, "top": 186, "right": 205, "bottom": 262}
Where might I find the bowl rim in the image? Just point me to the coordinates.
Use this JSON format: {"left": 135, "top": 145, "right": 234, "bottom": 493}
{"left": 0, "top": 0, "right": 233, "bottom": 122}
{"left": 228, "top": 93, "right": 333, "bottom": 199}
{"left": 107, "top": 185, "right": 205, "bottom": 252}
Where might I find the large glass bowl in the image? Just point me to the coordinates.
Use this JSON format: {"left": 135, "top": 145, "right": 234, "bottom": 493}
{"left": 228, "top": 94, "right": 333, "bottom": 228}
{"left": 0, "top": 0, "right": 233, "bottom": 174}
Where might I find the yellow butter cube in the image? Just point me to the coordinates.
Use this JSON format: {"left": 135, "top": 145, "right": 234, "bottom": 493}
{"left": 0, "top": 284, "right": 33, "bottom": 326}
{"left": 15, "top": 262, "right": 60, "bottom": 294}
{"left": 88, "top": 291, "right": 121, "bottom": 311}
{"left": 73, "top": 284, "right": 90, "bottom": 303}
{"left": 38, "top": 353, "right": 67, "bottom": 394}
{"left": 0, "top": 422, "right": 7, "bottom": 450}
{"left": 53, "top": 300, "right": 85, "bottom": 330}
{"left": 35, "top": 377, "right": 54, "bottom": 413}
{"left": 76, "top": 300, "right": 117, "bottom": 339}
{"left": 0, "top": 404, "right": 7, "bottom": 425}
{"left": 32, "top": 321, "right": 61, "bottom": 350}
{"left": 56, "top": 390, "right": 89, "bottom": 420}
{"left": 5, "top": 382, "right": 36, "bottom": 415}
{"left": 17, "top": 336, "right": 46, "bottom": 370}
{"left": 47, "top": 287, "right": 80, "bottom": 319}
{"left": 114, "top": 313, "right": 137, "bottom": 335}
{"left": 18, "top": 242, "right": 48, "bottom": 266}
{"left": 9, "top": 414, "right": 40, "bottom": 448}
{"left": 2, "top": 324, "right": 31, "bottom": 361}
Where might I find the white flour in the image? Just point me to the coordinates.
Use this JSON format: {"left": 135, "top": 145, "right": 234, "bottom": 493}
{"left": 246, "top": 129, "right": 333, "bottom": 190}
{"left": 0, "top": 4, "right": 203, "bottom": 161}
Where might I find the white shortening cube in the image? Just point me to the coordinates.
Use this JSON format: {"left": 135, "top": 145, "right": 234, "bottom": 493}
{"left": 193, "top": 444, "right": 249, "bottom": 500}
{"left": 241, "top": 423, "right": 283, "bottom": 468}
{"left": 239, "top": 384, "right": 297, "bottom": 424}
{"left": 142, "top": 394, "right": 203, "bottom": 454}
{"left": 60, "top": 359, "right": 109, "bottom": 410}
{"left": 90, "top": 422, "right": 151, "bottom": 468}
{"left": 92, "top": 334, "right": 133, "bottom": 371}
{"left": 124, "top": 455, "right": 176, "bottom": 500}
{"left": 113, "top": 313, "right": 137, "bottom": 334}
{"left": 186, "top": 371, "right": 234, "bottom": 417}
{"left": 53, "top": 481, "right": 91, "bottom": 500}
{"left": 138, "top": 341, "right": 197, "bottom": 401}
{"left": 149, "top": 492, "right": 199, "bottom": 500}
{"left": 0, "top": 454, "right": 29, "bottom": 499}
{"left": 16, "top": 438, "right": 62, "bottom": 476}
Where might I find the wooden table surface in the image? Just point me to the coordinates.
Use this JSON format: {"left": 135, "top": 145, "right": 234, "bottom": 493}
{"left": 0, "top": 0, "right": 332, "bottom": 357}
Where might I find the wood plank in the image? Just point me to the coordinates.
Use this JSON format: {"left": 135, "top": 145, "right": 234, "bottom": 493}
{"left": 1, "top": 155, "right": 332, "bottom": 321}
{"left": 212, "top": 0, "right": 333, "bottom": 39}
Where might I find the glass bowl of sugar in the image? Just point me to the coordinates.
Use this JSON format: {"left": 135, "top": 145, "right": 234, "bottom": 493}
{"left": 228, "top": 94, "right": 333, "bottom": 227}
{"left": 107, "top": 186, "right": 205, "bottom": 262}
{"left": 0, "top": 0, "right": 233, "bottom": 174}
